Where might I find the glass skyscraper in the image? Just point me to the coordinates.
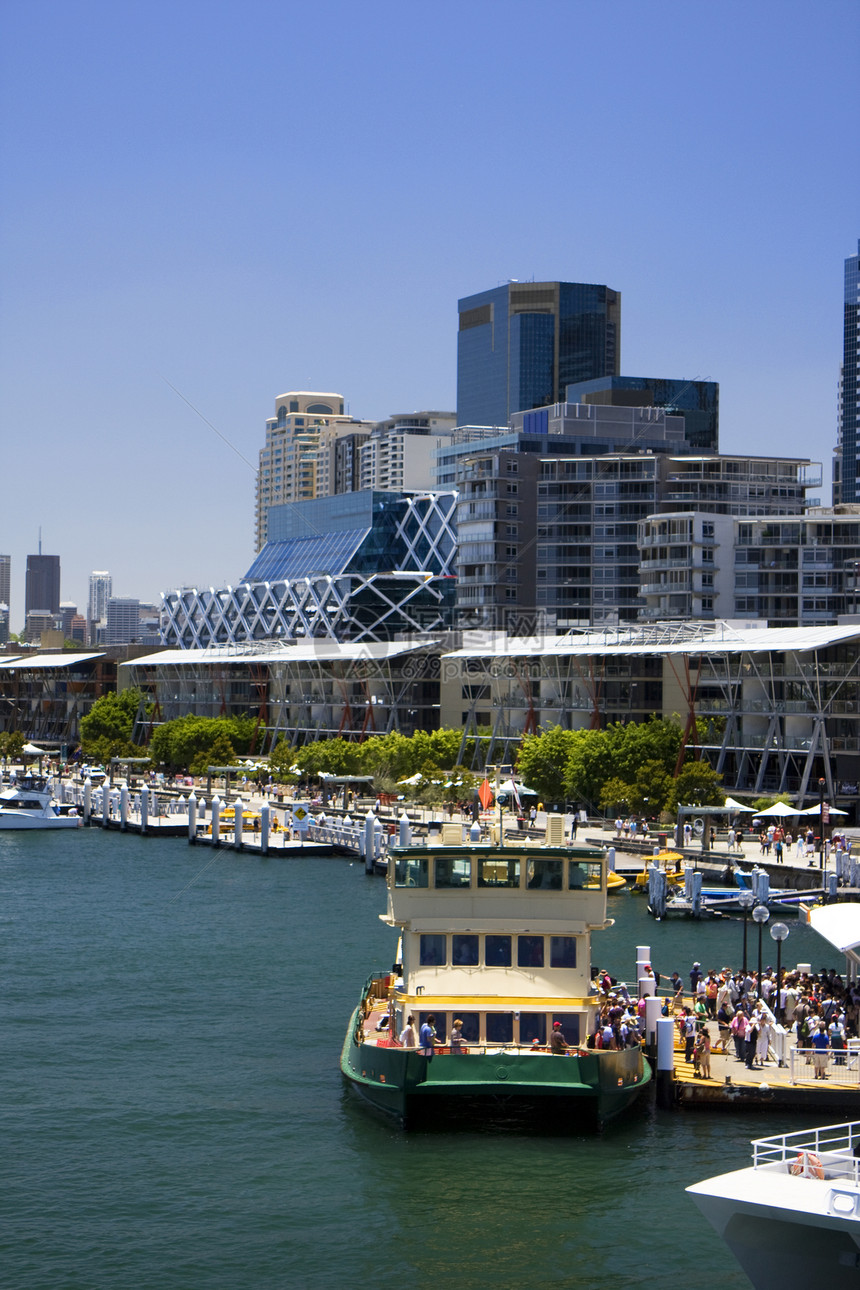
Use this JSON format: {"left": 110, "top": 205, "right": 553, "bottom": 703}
{"left": 836, "top": 240, "right": 860, "bottom": 504}
{"left": 456, "top": 280, "right": 620, "bottom": 427}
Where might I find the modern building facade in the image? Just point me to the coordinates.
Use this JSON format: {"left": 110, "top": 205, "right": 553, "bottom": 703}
{"left": 835, "top": 240, "right": 860, "bottom": 505}
{"left": 25, "top": 553, "right": 60, "bottom": 618}
{"left": 105, "top": 597, "right": 141, "bottom": 645}
{"left": 457, "top": 280, "right": 620, "bottom": 427}
{"left": 359, "top": 412, "right": 456, "bottom": 492}
{"left": 162, "top": 490, "right": 458, "bottom": 648}
{"left": 566, "top": 375, "right": 719, "bottom": 453}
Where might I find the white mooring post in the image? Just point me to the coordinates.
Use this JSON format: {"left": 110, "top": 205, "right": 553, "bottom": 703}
{"left": 140, "top": 787, "right": 149, "bottom": 836}
{"left": 656, "top": 1016, "right": 675, "bottom": 1110}
{"left": 188, "top": 791, "right": 198, "bottom": 844}
{"left": 211, "top": 795, "right": 221, "bottom": 846}
{"left": 120, "top": 785, "right": 129, "bottom": 831}
{"left": 234, "top": 798, "right": 244, "bottom": 851}
{"left": 83, "top": 776, "right": 92, "bottom": 825}
{"left": 260, "top": 805, "right": 270, "bottom": 856}
{"left": 364, "top": 811, "right": 376, "bottom": 874}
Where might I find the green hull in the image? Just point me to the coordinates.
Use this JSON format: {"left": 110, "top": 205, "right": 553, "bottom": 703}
{"left": 341, "top": 1006, "right": 652, "bottom": 1130}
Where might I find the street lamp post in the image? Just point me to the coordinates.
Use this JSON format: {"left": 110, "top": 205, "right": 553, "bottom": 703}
{"left": 738, "top": 890, "right": 755, "bottom": 975}
{"left": 818, "top": 777, "right": 826, "bottom": 867}
{"left": 770, "top": 922, "right": 790, "bottom": 1022}
{"left": 753, "top": 904, "right": 770, "bottom": 999}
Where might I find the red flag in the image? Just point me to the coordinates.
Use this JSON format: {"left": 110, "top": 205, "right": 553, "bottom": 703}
{"left": 478, "top": 778, "right": 493, "bottom": 810}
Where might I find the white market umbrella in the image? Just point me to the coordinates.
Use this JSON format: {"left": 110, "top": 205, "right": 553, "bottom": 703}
{"left": 797, "top": 803, "right": 849, "bottom": 817}
{"left": 755, "top": 802, "right": 803, "bottom": 817}
{"left": 724, "top": 796, "right": 756, "bottom": 813}
{"left": 21, "top": 742, "right": 46, "bottom": 756}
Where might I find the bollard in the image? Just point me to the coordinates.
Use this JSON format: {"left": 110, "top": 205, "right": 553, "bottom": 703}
{"left": 656, "top": 1016, "right": 676, "bottom": 1109}
{"left": 188, "top": 791, "right": 198, "bottom": 844}
{"left": 102, "top": 783, "right": 110, "bottom": 828}
{"left": 827, "top": 872, "right": 838, "bottom": 901}
{"left": 645, "top": 995, "right": 663, "bottom": 1049}
{"left": 211, "top": 795, "right": 221, "bottom": 846}
{"left": 690, "top": 870, "right": 703, "bottom": 917}
{"left": 606, "top": 846, "right": 616, "bottom": 873}
{"left": 234, "top": 797, "right": 244, "bottom": 851}
{"left": 399, "top": 812, "right": 412, "bottom": 847}
{"left": 260, "top": 805, "right": 270, "bottom": 856}
{"left": 140, "top": 787, "right": 149, "bottom": 836}
{"left": 364, "top": 811, "right": 376, "bottom": 874}
{"left": 120, "top": 785, "right": 129, "bottom": 831}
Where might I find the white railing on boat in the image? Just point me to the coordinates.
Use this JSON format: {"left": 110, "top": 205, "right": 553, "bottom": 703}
{"left": 751, "top": 1120, "right": 860, "bottom": 1183}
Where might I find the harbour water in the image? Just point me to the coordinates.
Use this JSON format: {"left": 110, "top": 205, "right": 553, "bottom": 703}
{"left": 0, "top": 830, "right": 832, "bottom": 1288}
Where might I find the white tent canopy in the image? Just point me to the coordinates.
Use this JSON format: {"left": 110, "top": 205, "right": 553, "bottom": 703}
{"left": 755, "top": 802, "right": 803, "bottom": 817}
{"left": 798, "top": 803, "right": 850, "bottom": 817}
{"left": 724, "top": 796, "right": 756, "bottom": 813}
{"left": 808, "top": 905, "right": 860, "bottom": 977}
{"left": 21, "top": 743, "right": 46, "bottom": 756}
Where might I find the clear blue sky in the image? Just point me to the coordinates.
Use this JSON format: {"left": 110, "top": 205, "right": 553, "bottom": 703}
{"left": 0, "top": 0, "right": 856, "bottom": 630}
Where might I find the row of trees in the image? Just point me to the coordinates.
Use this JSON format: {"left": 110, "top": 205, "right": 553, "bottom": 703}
{"left": 76, "top": 694, "right": 722, "bottom": 815}
{"left": 517, "top": 719, "right": 724, "bottom": 815}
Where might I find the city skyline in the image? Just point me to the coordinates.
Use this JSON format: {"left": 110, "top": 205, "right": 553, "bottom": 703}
{"left": 0, "top": 1, "right": 855, "bottom": 627}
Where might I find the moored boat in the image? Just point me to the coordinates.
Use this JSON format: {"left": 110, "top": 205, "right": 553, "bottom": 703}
{"left": 0, "top": 773, "right": 82, "bottom": 830}
{"left": 687, "top": 1120, "right": 860, "bottom": 1289}
{"left": 341, "top": 817, "right": 651, "bottom": 1129}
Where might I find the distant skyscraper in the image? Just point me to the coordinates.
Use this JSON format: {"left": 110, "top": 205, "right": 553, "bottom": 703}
{"left": 105, "top": 597, "right": 140, "bottom": 645}
{"left": 836, "top": 239, "right": 860, "bottom": 503}
{"left": 88, "top": 571, "right": 112, "bottom": 630}
{"left": 0, "top": 555, "right": 10, "bottom": 614}
{"left": 457, "top": 280, "right": 620, "bottom": 427}
{"left": 25, "top": 553, "right": 60, "bottom": 616}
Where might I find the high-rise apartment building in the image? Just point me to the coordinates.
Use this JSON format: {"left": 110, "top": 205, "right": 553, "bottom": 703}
{"left": 105, "top": 597, "right": 141, "bottom": 645}
{"left": 835, "top": 240, "right": 860, "bottom": 504}
{"left": 25, "top": 553, "right": 60, "bottom": 617}
{"left": 456, "top": 280, "right": 620, "bottom": 427}
{"left": 0, "top": 555, "right": 10, "bottom": 615}
{"left": 255, "top": 391, "right": 374, "bottom": 550}
{"left": 88, "top": 571, "right": 112, "bottom": 642}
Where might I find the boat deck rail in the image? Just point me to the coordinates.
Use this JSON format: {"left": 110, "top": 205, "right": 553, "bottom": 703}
{"left": 752, "top": 1120, "right": 860, "bottom": 1181}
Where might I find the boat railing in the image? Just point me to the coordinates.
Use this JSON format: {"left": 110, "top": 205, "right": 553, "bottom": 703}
{"left": 752, "top": 1120, "right": 860, "bottom": 1181}
{"left": 788, "top": 1046, "right": 860, "bottom": 1087}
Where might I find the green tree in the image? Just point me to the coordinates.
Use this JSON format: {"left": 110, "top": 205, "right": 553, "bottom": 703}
{"left": 149, "top": 715, "right": 255, "bottom": 771}
{"left": 599, "top": 776, "right": 634, "bottom": 814}
{"left": 668, "top": 760, "right": 724, "bottom": 811}
{"left": 564, "top": 729, "right": 617, "bottom": 809}
{"left": 190, "top": 733, "right": 236, "bottom": 777}
{"left": 630, "top": 759, "right": 675, "bottom": 815}
{"left": 516, "top": 725, "right": 578, "bottom": 804}
{"left": 79, "top": 689, "right": 148, "bottom": 762}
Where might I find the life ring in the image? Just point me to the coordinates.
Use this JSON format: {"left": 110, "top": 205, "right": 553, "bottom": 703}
{"left": 789, "top": 1151, "right": 824, "bottom": 1179}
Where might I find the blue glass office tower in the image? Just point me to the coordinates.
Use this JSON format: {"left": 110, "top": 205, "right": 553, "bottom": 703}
{"left": 837, "top": 241, "right": 860, "bottom": 504}
{"left": 457, "top": 280, "right": 620, "bottom": 426}
{"left": 566, "top": 375, "right": 719, "bottom": 452}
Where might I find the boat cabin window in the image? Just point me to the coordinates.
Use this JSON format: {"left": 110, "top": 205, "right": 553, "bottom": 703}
{"left": 419, "top": 1012, "right": 447, "bottom": 1043}
{"left": 550, "top": 936, "right": 577, "bottom": 968}
{"left": 452, "top": 933, "right": 479, "bottom": 966}
{"left": 434, "top": 855, "right": 472, "bottom": 888}
{"left": 485, "top": 1013, "right": 514, "bottom": 1044}
{"left": 17, "top": 800, "right": 42, "bottom": 809}
{"left": 419, "top": 934, "right": 446, "bottom": 966}
{"left": 478, "top": 856, "right": 521, "bottom": 888}
{"left": 395, "top": 855, "right": 429, "bottom": 888}
{"left": 485, "top": 934, "right": 512, "bottom": 966}
{"left": 569, "top": 861, "right": 602, "bottom": 889}
{"left": 527, "top": 858, "right": 563, "bottom": 890}
{"left": 517, "top": 935, "right": 544, "bottom": 968}
{"left": 552, "top": 1014, "right": 581, "bottom": 1044}
{"left": 458, "top": 1012, "right": 480, "bottom": 1044}
{"left": 519, "top": 1012, "right": 546, "bottom": 1045}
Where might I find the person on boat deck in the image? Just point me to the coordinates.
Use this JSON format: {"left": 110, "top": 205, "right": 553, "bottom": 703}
{"left": 399, "top": 1014, "right": 417, "bottom": 1047}
{"left": 549, "top": 1022, "right": 571, "bottom": 1054}
{"left": 419, "top": 1015, "right": 438, "bottom": 1058}
{"left": 450, "top": 1019, "right": 466, "bottom": 1054}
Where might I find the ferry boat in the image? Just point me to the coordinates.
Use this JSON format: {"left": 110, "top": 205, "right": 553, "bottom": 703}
{"left": 687, "top": 1120, "right": 860, "bottom": 1289}
{"left": 0, "top": 773, "right": 82, "bottom": 830}
{"left": 340, "top": 816, "right": 651, "bottom": 1129}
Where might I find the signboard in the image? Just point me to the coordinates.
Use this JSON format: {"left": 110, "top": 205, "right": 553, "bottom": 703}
{"left": 822, "top": 804, "right": 830, "bottom": 824}
{"left": 292, "top": 805, "right": 310, "bottom": 834}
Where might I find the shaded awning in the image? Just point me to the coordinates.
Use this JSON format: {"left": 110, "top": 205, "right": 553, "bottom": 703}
{"left": 807, "top": 905, "right": 860, "bottom": 973}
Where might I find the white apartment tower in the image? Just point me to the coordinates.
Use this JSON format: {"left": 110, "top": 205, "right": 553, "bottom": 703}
{"left": 88, "top": 571, "right": 112, "bottom": 642}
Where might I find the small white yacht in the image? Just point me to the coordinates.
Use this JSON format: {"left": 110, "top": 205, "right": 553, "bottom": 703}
{"left": 0, "top": 773, "right": 81, "bottom": 830}
{"left": 688, "top": 1120, "right": 860, "bottom": 1289}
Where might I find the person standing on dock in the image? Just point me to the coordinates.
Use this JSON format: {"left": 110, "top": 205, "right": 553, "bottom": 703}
{"left": 811, "top": 1023, "right": 830, "bottom": 1079}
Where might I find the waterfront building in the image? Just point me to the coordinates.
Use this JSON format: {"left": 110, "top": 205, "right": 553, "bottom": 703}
{"left": 0, "top": 651, "right": 114, "bottom": 746}
{"left": 25, "top": 553, "right": 60, "bottom": 619}
{"left": 255, "top": 391, "right": 374, "bottom": 550}
{"left": 457, "top": 280, "right": 620, "bottom": 427}
{"left": 834, "top": 239, "right": 860, "bottom": 504}
{"left": 121, "top": 640, "right": 444, "bottom": 747}
{"left": 162, "top": 490, "right": 458, "bottom": 649}
{"left": 566, "top": 375, "right": 719, "bottom": 453}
